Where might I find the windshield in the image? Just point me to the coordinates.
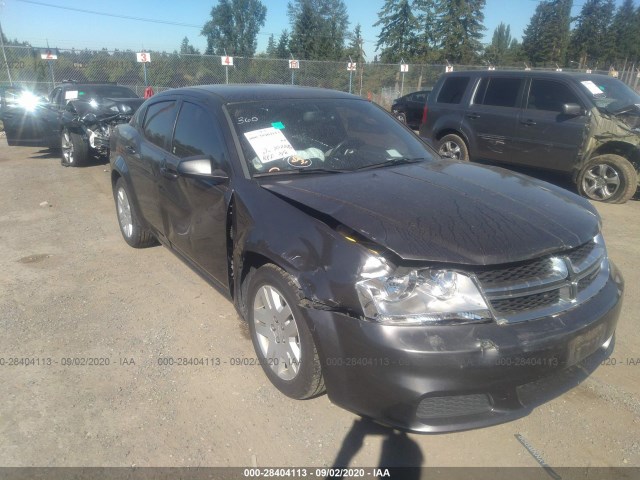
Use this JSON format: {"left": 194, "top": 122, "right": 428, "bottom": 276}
{"left": 228, "top": 98, "right": 434, "bottom": 176}
{"left": 72, "top": 86, "right": 138, "bottom": 100}
{"left": 578, "top": 77, "right": 640, "bottom": 113}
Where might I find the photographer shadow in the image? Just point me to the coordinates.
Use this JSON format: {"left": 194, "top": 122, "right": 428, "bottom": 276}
{"left": 329, "top": 417, "right": 423, "bottom": 479}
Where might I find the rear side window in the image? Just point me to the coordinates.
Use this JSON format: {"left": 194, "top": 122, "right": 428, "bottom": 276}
{"left": 527, "top": 80, "right": 582, "bottom": 113}
{"left": 143, "top": 100, "right": 177, "bottom": 150}
{"left": 437, "top": 77, "right": 470, "bottom": 104}
{"left": 474, "top": 78, "right": 523, "bottom": 108}
{"left": 172, "top": 102, "right": 228, "bottom": 171}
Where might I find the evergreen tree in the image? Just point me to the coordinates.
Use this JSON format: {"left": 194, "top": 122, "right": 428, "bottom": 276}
{"left": 522, "top": 0, "right": 572, "bottom": 66}
{"left": 179, "top": 37, "right": 200, "bottom": 55}
{"left": 276, "top": 30, "right": 290, "bottom": 59}
{"left": 374, "top": 0, "right": 417, "bottom": 63}
{"left": 288, "top": 0, "right": 349, "bottom": 60}
{"left": 568, "top": 0, "right": 615, "bottom": 69}
{"left": 412, "top": 0, "right": 437, "bottom": 62}
{"left": 434, "top": 0, "right": 486, "bottom": 64}
{"left": 484, "top": 22, "right": 512, "bottom": 65}
{"left": 609, "top": 0, "right": 640, "bottom": 63}
{"left": 345, "top": 24, "right": 365, "bottom": 64}
{"left": 266, "top": 34, "right": 277, "bottom": 57}
{"left": 201, "top": 0, "right": 267, "bottom": 57}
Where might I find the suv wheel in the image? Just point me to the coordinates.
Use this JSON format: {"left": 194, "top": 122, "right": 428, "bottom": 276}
{"left": 437, "top": 134, "right": 469, "bottom": 161}
{"left": 578, "top": 154, "right": 637, "bottom": 204}
{"left": 61, "top": 128, "right": 89, "bottom": 167}
{"left": 247, "top": 264, "right": 325, "bottom": 400}
{"left": 113, "top": 178, "right": 157, "bottom": 248}
{"left": 395, "top": 112, "right": 407, "bottom": 124}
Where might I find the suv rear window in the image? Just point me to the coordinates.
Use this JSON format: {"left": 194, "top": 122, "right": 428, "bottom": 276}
{"left": 474, "top": 78, "right": 523, "bottom": 108}
{"left": 437, "top": 77, "right": 470, "bottom": 104}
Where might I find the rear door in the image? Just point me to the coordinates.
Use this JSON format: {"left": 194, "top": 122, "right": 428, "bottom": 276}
{"left": 405, "top": 91, "right": 429, "bottom": 127}
{"left": 464, "top": 76, "right": 525, "bottom": 162}
{"left": 158, "top": 100, "right": 232, "bottom": 288}
{"left": 513, "top": 78, "right": 588, "bottom": 171}
{"left": 132, "top": 99, "right": 179, "bottom": 232}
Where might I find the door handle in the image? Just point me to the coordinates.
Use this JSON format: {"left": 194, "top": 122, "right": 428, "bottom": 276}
{"left": 466, "top": 113, "right": 481, "bottom": 120}
{"left": 160, "top": 162, "right": 179, "bottom": 180}
{"left": 521, "top": 119, "right": 537, "bottom": 126}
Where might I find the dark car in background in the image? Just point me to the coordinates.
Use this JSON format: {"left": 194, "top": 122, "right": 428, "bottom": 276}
{"left": 110, "top": 84, "right": 622, "bottom": 433}
{"left": 1, "top": 82, "right": 143, "bottom": 167}
{"left": 420, "top": 71, "right": 640, "bottom": 203}
{"left": 391, "top": 89, "right": 431, "bottom": 129}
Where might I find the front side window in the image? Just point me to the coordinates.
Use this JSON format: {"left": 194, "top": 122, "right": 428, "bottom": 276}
{"left": 437, "top": 77, "right": 470, "bottom": 104}
{"left": 527, "top": 80, "right": 581, "bottom": 113}
{"left": 172, "top": 102, "right": 228, "bottom": 171}
{"left": 474, "top": 78, "right": 523, "bottom": 108}
{"left": 143, "top": 100, "right": 177, "bottom": 150}
{"left": 228, "top": 98, "right": 434, "bottom": 176}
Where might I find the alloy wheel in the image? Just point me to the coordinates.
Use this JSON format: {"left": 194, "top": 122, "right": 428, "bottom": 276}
{"left": 252, "top": 285, "right": 301, "bottom": 381}
{"left": 61, "top": 130, "right": 74, "bottom": 164}
{"left": 116, "top": 186, "right": 133, "bottom": 238}
{"left": 439, "top": 141, "right": 462, "bottom": 160}
{"left": 582, "top": 163, "right": 621, "bottom": 201}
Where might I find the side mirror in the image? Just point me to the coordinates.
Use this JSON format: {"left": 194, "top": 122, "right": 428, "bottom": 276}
{"left": 177, "top": 157, "right": 229, "bottom": 183}
{"left": 562, "top": 103, "right": 583, "bottom": 116}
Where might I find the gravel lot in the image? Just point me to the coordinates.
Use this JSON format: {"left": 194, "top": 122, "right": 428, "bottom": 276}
{"left": 0, "top": 141, "right": 639, "bottom": 469}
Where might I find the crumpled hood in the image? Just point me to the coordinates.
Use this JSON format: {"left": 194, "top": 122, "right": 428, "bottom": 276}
{"left": 260, "top": 161, "right": 600, "bottom": 265}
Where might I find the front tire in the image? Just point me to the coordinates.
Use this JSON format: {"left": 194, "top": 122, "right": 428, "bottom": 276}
{"left": 60, "top": 128, "right": 89, "bottom": 167}
{"left": 395, "top": 112, "right": 407, "bottom": 124}
{"left": 247, "top": 264, "right": 324, "bottom": 400}
{"left": 113, "top": 178, "right": 157, "bottom": 248}
{"left": 577, "top": 154, "right": 637, "bottom": 204}
{"left": 437, "top": 133, "right": 469, "bottom": 161}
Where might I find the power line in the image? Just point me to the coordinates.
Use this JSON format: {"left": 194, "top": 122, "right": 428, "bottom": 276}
{"left": 15, "top": 0, "right": 203, "bottom": 28}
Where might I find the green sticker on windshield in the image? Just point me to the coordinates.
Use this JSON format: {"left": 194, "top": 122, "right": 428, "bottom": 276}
{"left": 272, "top": 122, "right": 285, "bottom": 130}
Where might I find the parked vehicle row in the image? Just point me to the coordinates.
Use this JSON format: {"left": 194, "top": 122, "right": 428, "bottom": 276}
{"left": 1, "top": 81, "right": 143, "bottom": 166}
{"left": 419, "top": 71, "right": 640, "bottom": 203}
{"left": 109, "top": 84, "right": 622, "bottom": 433}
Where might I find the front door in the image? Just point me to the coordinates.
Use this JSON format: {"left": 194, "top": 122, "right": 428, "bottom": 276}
{"left": 159, "top": 100, "right": 231, "bottom": 288}
{"left": 513, "top": 79, "right": 589, "bottom": 172}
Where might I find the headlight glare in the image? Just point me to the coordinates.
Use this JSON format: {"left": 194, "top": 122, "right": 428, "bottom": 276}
{"left": 356, "top": 268, "right": 492, "bottom": 325}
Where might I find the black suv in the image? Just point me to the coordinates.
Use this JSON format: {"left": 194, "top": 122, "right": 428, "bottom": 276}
{"left": 420, "top": 71, "right": 640, "bottom": 203}
{"left": 1, "top": 82, "right": 143, "bottom": 167}
{"left": 391, "top": 89, "right": 431, "bottom": 129}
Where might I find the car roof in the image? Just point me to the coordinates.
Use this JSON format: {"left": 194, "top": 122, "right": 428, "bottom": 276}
{"left": 151, "top": 84, "right": 360, "bottom": 103}
{"left": 442, "top": 70, "right": 614, "bottom": 82}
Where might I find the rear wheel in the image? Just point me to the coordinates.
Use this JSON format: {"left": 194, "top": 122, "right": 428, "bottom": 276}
{"left": 60, "top": 128, "right": 88, "bottom": 167}
{"left": 113, "top": 178, "right": 157, "bottom": 248}
{"left": 247, "top": 264, "right": 324, "bottom": 400}
{"left": 395, "top": 112, "right": 407, "bottom": 124}
{"left": 577, "top": 154, "right": 637, "bottom": 204}
{"left": 437, "top": 133, "right": 469, "bottom": 161}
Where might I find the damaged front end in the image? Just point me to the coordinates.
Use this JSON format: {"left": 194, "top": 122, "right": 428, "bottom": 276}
{"left": 61, "top": 97, "right": 144, "bottom": 156}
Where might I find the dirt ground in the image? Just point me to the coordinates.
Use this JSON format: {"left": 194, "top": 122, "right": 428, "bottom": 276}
{"left": 0, "top": 141, "right": 639, "bottom": 470}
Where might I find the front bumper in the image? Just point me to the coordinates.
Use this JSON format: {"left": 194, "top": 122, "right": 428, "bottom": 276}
{"left": 304, "top": 262, "right": 623, "bottom": 433}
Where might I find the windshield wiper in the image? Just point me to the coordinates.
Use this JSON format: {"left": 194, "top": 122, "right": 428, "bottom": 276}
{"left": 254, "top": 168, "right": 349, "bottom": 177}
{"left": 353, "top": 157, "right": 426, "bottom": 171}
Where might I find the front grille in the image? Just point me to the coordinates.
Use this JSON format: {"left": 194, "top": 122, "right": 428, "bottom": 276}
{"left": 476, "top": 258, "right": 555, "bottom": 286}
{"left": 473, "top": 239, "right": 607, "bottom": 323}
{"left": 490, "top": 290, "right": 560, "bottom": 315}
{"left": 417, "top": 394, "right": 492, "bottom": 420}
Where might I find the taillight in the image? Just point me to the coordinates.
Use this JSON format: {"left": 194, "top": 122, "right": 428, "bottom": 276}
{"left": 421, "top": 104, "right": 428, "bottom": 125}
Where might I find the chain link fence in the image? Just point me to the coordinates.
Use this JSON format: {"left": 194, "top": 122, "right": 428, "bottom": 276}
{"left": 2, "top": 45, "right": 639, "bottom": 109}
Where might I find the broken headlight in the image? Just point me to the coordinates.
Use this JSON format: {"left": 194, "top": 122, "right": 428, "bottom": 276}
{"left": 356, "top": 267, "right": 492, "bottom": 325}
